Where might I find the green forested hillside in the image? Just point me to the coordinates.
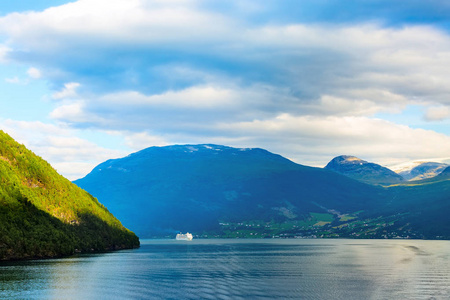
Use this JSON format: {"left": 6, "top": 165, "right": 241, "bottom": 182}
{"left": 0, "top": 131, "right": 139, "bottom": 260}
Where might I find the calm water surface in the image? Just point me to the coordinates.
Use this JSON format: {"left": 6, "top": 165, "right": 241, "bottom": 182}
{"left": 1, "top": 239, "right": 450, "bottom": 299}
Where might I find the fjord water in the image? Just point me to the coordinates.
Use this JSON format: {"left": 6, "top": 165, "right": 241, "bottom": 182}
{"left": 1, "top": 239, "right": 450, "bottom": 299}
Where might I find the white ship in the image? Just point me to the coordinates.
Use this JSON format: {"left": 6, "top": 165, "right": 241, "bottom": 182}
{"left": 176, "top": 232, "right": 193, "bottom": 241}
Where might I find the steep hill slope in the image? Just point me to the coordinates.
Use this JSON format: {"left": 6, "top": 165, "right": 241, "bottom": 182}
{"left": 436, "top": 166, "right": 450, "bottom": 179}
{"left": 0, "top": 131, "right": 139, "bottom": 260}
{"left": 377, "top": 172, "right": 450, "bottom": 239}
{"left": 74, "top": 145, "right": 386, "bottom": 238}
{"left": 325, "top": 155, "right": 404, "bottom": 185}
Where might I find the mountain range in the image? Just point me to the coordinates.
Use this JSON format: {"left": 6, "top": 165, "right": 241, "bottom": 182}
{"left": 74, "top": 145, "right": 385, "bottom": 237}
{"left": 4, "top": 131, "right": 446, "bottom": 253}
{"left": 324, "top": 155, "right": 404, "bottom": 185}
{"left": 398, "top": 162, "right": 449, "bottom": 181}
{"left": 74, "top": 144, "right": 450, "bottom": 239}
{"left": 0, "top": 131, "right": 139, "bottom": 260}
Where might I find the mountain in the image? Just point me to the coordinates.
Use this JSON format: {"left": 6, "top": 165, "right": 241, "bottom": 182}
{"left": 325, "top": 155, "right": 404, "bottom": 185}
{"left": 377, "top": 170, "right": 450, "bottom": 239}
{"left": 397, "top": 162, "right": 448, "bottom": 181}
{"left": 74, "top": 145, "right": 450, "bottom": 240}
{"left": 436, "top": 166, "right": 450, "bottom": 179}
{"left": 74, "top": 145, "right": 386, "bottom": 238}
{"left": 0, "top": 131, "right": 139, "bottom": 260}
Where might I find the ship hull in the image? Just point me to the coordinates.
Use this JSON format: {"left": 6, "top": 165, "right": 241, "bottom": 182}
{"left": 176, "top": 232, "right": 193, "bottom": 240}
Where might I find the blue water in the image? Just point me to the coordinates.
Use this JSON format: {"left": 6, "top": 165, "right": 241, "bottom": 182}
{"left": 1, "top": 239, "right": 450, "bottom": 299}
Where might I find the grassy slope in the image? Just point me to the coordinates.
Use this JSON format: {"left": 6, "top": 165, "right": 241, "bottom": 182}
{"left": 0, "top": 131, "right": 139, "bottom": 260}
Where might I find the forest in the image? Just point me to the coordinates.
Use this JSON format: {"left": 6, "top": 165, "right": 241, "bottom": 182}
{"left": 0, "top": 130, "right": 139, "bottom": 260}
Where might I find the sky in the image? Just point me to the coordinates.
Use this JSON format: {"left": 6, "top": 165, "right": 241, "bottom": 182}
{"left": 2, "top": 0, "right": 450, "bottom": 180}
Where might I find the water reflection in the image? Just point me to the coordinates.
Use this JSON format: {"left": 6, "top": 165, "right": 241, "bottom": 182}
{"left": 1, "top": 239, "right": 450, "bottom": 299}
{"left": 335, "top": 240, "right": 450, "bottom": 299}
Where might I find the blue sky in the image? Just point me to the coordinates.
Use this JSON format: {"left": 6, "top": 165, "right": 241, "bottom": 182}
{"left": 2, "top": 0, "right": 450, "bottom": 179}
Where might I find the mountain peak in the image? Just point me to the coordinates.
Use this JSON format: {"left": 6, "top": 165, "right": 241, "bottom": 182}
{"left": 128, "top": 144, "right": 267, "bottom": 156}
{"left": 102, "top": 144, "right": 289, "bottom": 172}
{"left": 330, "top": 155, "right": 364, "bottom": 163}
{"left": 82, "top": 144, "right": 304, "bottom": 189}
{"left": 325, "top": 155, "right": 404, "bottom": 185}
{"left": 436, "top": 166, "right": 450, "bottom": 178}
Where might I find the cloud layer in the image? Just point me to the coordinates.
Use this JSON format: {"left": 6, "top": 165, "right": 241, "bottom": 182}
{"left": 2, "top": 0, "right": 450, "bottom": 178}
{"left": 0, "top": 119, "right": 127, "bottom": 180}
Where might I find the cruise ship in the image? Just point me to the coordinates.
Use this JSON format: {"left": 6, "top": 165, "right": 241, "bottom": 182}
{"left": 176, "top": 232, "right": 193, "bottom": 240}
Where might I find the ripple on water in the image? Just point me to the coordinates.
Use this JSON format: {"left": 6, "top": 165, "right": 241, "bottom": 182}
{"left": 2, "top": 239, "right": 450, "bottom": 299}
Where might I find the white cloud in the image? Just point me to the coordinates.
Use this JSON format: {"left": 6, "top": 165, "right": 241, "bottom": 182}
{"left": 48, "top": 84, "right": 287, "bottom": 130}
{"left": 0, "top": 119, "right": 128, "bottom": 180}
{"left": 0, "top": 0, "right": 234, "bottom": 51}
{"left": 3, "top": 3, "right": 450, "bottom": 118}
{"left": 4, "top": 67, "right": 42, "bottom": 85}
{"left": 27, "top": 67, "right": 42, "bottom": 79}
{"left": 2, "top": 1, "right": 450, "bottom": 114}
{"left": 0, "top": 45, "right": 10, "bottom": 63}
{"left": 49, "top": 100, "right": 104, "bottom": 125}
{"left": 424, "top": 106, "right": 450, "bottom": 121}
{"left": 123, "top": 132, "right": 169, "bottom": 150}
{"left": 52, "top": 82, "right": 80, "bottom": 100}
{"left": 51, "top": 162, "right": 101, "bottom": 182}
{"left": 2, "top": 0, "right": 450, "bottom": 172}
{"left": 99, "top": 86, "right": 237, "bottom": 109}
{"left": 47, "top": 81, "right": 410, "bottom": 135}
{"left": 5, "top": 76, "right": 20, "bottom": 84}
{"left": 214, "top": 114, "right": 450, "bottom": 168}
{"left": 47, "top": 109, "right": 450, "bottom": 172}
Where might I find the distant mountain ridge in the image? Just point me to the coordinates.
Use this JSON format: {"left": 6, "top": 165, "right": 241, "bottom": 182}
{"left": 397, "top": 162, "right": 449, "bottom": 181}
{"left": 74, "top": 144, "right": 385, "bottom": 237}
{"left": 325, "top": 155, "right": 404, "bottom": 185}
{"left": 327, "top": 156, "right": 448, "bottom": 182}
{"left": 74, "top": 144, "right": 450, "bottom": 240}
